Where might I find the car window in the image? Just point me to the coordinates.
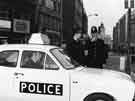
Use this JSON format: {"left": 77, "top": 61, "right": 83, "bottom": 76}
{"left": 0, "top": 50, "right": 19, "bottom": 67}
{"left": 21, "top": 51, "right": 45, "bottom": 69}
{"left": 51, "top": 48, "right": 79, "bottom": 69}
{"left": 45, "top": 54, "right": 59, "bottom": 70}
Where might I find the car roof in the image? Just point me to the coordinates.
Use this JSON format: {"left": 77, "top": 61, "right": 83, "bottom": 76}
{"left": 0, "top": 44, "right": 59, "bottom": 51}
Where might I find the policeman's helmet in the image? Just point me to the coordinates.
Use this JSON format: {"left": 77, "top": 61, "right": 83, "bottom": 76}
{"left": 91, "top": 26, "right": 98, "bottom": 34}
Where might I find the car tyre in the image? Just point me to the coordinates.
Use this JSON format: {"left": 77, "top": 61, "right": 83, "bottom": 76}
{"left": 84, "top": 93, "right": 114, "bottom": 101}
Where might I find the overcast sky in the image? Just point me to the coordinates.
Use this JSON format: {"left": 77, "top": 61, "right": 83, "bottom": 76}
{"left": 83, "top": 0, "right": 127, "bottom": 37}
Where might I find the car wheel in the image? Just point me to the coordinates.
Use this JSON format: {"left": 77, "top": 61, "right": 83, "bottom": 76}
{"left": 84, "top": 93, "right": 114, "bottom": 101}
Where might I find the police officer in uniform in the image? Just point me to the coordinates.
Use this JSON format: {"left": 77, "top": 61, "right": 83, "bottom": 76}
{"left": 67, "top": 33, "right": 82, "bottom": 64}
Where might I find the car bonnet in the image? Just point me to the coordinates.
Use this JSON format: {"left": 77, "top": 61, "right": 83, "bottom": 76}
{"left": 74, "top": 67, "right": 131, "bottom": 81}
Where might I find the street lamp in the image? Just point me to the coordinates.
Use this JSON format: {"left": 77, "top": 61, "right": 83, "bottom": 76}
{"left": 88, "top": 13, "right": 98, "bottom": 17}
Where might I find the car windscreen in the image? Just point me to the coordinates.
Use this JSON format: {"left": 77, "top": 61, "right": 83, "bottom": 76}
{"left": 51, "top": 48, "right": 79, "bottom": 69}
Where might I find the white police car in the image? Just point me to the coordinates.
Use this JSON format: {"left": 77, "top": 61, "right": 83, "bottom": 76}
{"left": 0, "top": 44, "right": 134, "bottom": 101}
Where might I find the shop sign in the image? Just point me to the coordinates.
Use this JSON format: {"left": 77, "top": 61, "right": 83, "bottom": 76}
{"left": 0, "top": 20, "right": 11, "bottom": 31}
{"left": 13, "top": 19, "right": 30, "bottom": 34}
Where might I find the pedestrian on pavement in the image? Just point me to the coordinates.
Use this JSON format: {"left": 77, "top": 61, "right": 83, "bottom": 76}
{"left": 104, "top": 44, "right": 109, "bottom": 64}
{"left": 61, "top": 40, "right": 67, "bottom": 50}
{"left": 60, "top": 40, "right": 69, "bottom": 54}
{"left": 67, "top": 32, "right": 83, "bottom": 64}
{"left": 79, "top": 34, "right": 91, "bottom": 66}
{"left": 87, "top": 26, "right": 106, "bottom": 69}
{"left": 98, "top": 26, "right": 109, "bottom": 64}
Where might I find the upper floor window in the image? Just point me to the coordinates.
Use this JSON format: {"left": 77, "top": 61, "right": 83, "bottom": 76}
{"left": 43, "top": 0, "right": 61, "bottom": 13}
{"left": 0, "top": 50, "right": 19, "bottom": 67}
{"left": 0, "top": 9, "right": 10, "bottom": 19}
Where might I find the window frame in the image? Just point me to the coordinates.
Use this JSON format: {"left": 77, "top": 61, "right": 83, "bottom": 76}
{"left": 50, "top": 48, "right": 78, "bottom": 70}
{"left": 20, "top": 50, "right": 45, "bottom": 70}
{"left": 44, "top": 54, "right": 59, "bottom": 70}
{"left": 0, "top": 50, "right": 19, "bottom": 67}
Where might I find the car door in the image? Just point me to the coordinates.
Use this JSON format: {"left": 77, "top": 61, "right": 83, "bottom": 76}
{"left": 0, "top": 50, "right": 19, "bottom": 101}
{"left": 15, "top": 50, "right": 69, "bottom": 101}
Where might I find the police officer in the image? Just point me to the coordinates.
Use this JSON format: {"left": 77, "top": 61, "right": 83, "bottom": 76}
{"left": 79, "top": 34, "right": 91, "bottom": 66}
{"left": 87, "top": 26, "right": 106, "bottom": 69}
{"left": 67, "top": 33, "right": 82, "bottom": 64}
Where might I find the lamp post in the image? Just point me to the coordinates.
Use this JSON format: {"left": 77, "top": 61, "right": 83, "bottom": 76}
{"left": 88, "top": 13, "right": 98, "bottom": 17}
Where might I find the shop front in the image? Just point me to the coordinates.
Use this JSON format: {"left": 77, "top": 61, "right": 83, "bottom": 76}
{"left": 0, "top": 19, "right": 11, "bottom": 44}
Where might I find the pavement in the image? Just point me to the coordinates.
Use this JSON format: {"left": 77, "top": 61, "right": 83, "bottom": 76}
{"left": 103, "top": 52, "right": 135, "bottom": 72}
{"left": 103, "top": 54, "right": 123, "bottom": 71}
{"left": 102, "top": 52, "right": 135, "bottom": 82}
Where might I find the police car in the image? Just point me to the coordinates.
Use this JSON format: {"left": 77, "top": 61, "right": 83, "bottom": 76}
{"left": 0, "top": 33, "right": 135, "bottom": 101}
{"left": 0, "top": 44, "right": 134, "bottom": 101}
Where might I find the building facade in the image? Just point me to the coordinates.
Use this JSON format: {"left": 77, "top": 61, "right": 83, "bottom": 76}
{"left": 113, "top": 25, "right": 119, "bottom": 51}
{"left": 82, "top": 9, "right": 88, "bottom": 34}
{"left": 0, "top": 0, "right": 63, "bottom": 45}
{"left": 113, "top": 10, "right": 135, "bottom": 54}
{"left": 62, "top": 0, "right": 87, "bottom": 43}
{"left": 0, "top": 0, "right": 36, "bottom": 44}
{"left": 37, "top": 0, "right": 63, "bottom": 45}
{"left": 113, "top": 14, "right": 127, "bottom": 53}
{"left": 0, "top": 0, "right": 87, "bottom": 45}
